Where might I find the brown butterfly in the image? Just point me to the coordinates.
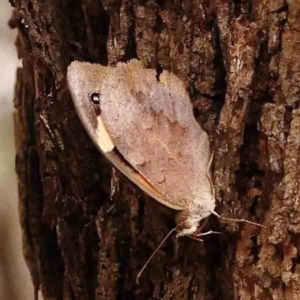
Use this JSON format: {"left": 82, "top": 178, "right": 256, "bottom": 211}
{"left": 67, "top": 60, "right": 263, "bottom": 281}
{"left": 67, "top": 59, "right": 215, "bottom": 236}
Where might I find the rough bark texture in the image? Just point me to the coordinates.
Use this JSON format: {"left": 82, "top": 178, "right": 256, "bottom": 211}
{"left": 10, "top": 0, "right": 300, "bottom": 299}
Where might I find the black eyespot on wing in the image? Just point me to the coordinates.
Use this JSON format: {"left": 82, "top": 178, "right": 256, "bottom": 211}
{"left": 89, "top": 92, "right": 102, "bottom": 116}
{"left": 90, "top": 92, "right": 101, "bottom": 105}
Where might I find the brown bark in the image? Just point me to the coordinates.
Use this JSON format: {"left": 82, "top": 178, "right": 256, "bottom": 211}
{"left": 10, "top": 0, "right": 300, "bottom": 299}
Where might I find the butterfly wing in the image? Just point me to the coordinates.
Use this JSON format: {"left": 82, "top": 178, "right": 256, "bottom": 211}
{"left": 67, "top": 61, "right": 184, "bottom": 210}
{"left": 99, "top": 60, "right": 212, "bottom": 210}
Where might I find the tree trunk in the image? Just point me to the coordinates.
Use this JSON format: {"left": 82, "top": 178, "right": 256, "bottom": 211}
{"left": 10, "top": 0, "right": 300, "bottom": 299}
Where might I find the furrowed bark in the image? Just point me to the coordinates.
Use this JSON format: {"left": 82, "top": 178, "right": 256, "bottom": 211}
{"left": 11, "top": 0, "right": 300, "bottom": 299}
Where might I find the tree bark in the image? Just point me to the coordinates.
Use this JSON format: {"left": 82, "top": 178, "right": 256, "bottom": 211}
{"left": 10, "top": 0, "right": 300, "bottom": 299}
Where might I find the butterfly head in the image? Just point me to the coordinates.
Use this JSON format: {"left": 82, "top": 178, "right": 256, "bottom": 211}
{"left": 175, "top": 190, "right": 216, "bottom": 237}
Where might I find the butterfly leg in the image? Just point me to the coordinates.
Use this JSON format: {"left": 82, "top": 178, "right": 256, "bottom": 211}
{"left": 187, "top": 230, "right": 221, "bottom": 242}
{"left": 193, "top": 217, "right": 209, "bottom": 236}
{"left": 194, "top": 230, "right": 221, "bottom": 237}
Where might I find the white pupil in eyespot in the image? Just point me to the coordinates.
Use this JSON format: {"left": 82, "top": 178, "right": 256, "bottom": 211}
{"left": 90, "top": 93, "right": 100, "bottom": 104}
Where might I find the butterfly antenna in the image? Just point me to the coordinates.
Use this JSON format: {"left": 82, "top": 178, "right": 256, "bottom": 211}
{"left": 211, "top": 210, "right": 266, "bottom": 228}
{"left": 136, "top": 227, "right": 177, "bottom": 284}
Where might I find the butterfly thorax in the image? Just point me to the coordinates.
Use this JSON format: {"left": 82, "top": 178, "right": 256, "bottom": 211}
{"left": 175, "top": 191, "right": 216, "bottom": 237}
